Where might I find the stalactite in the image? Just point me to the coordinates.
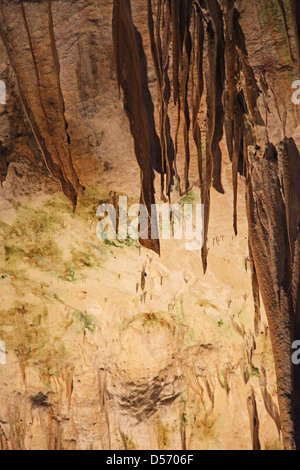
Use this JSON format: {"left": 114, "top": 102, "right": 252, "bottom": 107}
{"left": 232, "top": 92, "right": 244, "bottom": 235}
{"left": 191, "top": 4, "right": 204, "bottom": 198}
{"left": 147, "top": 0, "right": 174, "bottom": 201}
{"left": 223, "top": 0, "right": 236, "bottom": 121}
{"left": 206, "top": 0, "right": 225, "bottom": 196}
{"left": 0, "top": 0, "right": 82, "bottom": 209}
{"left": 223, "top": 0, "right": 238, "bottom": 232}
{"left": 112, "top": 0, "right": 161, "bottom": 254}
{"left": 171, "top": 0, "right": 181, "bottom": 106}
{"left": 200, "top": 3, "right": 218, "bottom": 272}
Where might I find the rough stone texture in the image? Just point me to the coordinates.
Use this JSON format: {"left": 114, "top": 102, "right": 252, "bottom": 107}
{"left": 0, "top": 0, "right": 299, "bottom": 450}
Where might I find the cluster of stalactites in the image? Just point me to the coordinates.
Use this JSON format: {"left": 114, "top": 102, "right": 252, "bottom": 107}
{"left": 113, "top": 0, "right": 262, "bottom": 269}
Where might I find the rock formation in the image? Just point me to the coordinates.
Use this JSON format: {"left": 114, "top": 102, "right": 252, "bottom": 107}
{"left": 0, "top": 0, "right": 299, "bottom": 450}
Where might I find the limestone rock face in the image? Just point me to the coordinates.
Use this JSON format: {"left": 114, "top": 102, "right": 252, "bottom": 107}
{"left": 0, "top": 0, "right": 299, "bottom": 450}
{"left": 0, "top": 0, "right": 136, "bottom": 199}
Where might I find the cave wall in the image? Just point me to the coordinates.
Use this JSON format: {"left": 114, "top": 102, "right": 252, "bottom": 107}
{"left": 0, "top": 0, "right": 300, "bottom": 450}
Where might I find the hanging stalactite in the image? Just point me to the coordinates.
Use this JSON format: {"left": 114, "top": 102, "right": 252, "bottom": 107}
{"left": 112, "top": 0, "right": 161, "bottom": 254}
{"left": 0, "top": 0, "right": 83, "bottom": 210}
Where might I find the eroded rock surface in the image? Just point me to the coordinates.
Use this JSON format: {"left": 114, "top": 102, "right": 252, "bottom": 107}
{"left": 0, "top": 0, "right": 299, "bottom": 450}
